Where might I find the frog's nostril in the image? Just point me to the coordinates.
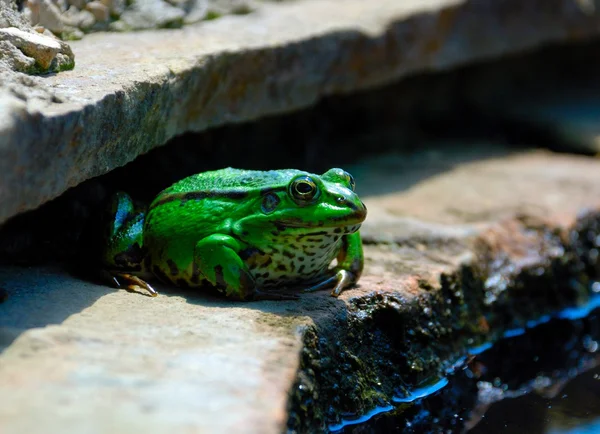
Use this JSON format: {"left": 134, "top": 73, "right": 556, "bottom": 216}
{"left": 336, "top": 196, "right": 345, "bottom": 203}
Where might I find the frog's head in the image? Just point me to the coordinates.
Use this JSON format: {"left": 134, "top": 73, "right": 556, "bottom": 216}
{"left": 246, "top": 168, "right": 367, "bottom": 234}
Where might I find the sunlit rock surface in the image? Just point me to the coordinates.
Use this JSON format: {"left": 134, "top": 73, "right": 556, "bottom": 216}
{"left": 1, "top": 146, "right": 600, "bottom": 433}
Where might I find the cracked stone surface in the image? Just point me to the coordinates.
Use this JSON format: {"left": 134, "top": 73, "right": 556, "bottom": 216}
{"left": 1, "top": 146, "right": 600, "bottom": 433}
{"left": 3, "top": 0, "right": 600, "bottom": 225}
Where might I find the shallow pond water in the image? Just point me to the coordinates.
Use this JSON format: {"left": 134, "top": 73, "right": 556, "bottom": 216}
{"left": 334, "top": 295, "right": 600, "bottom": 434}
{"left": 470, "top": 366, "right": 600, "bottom": 434}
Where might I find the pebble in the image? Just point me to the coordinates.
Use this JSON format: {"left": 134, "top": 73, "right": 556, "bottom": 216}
{"left": 86, "top": 1, "right": 109, "bottom": 22}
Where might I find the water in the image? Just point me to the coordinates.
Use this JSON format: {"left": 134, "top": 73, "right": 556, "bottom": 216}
{"left": 329, "top": 378, "right": 450, "bottom": 432}
{"left": 470, "top": 366, "right": 600, "bottom": 434}
{"left": 331, "top": 295, "right": 600, "bottom": 433}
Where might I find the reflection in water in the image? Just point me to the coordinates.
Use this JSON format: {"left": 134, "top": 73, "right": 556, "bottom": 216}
{"left": 470, "top": 366, "right": 600, "bottom": 434}
{"left": 330, "top": 378, "right": 451, "bottom": 432}
{"left": 336, "top": 297, "right": 600, "bottom": 434}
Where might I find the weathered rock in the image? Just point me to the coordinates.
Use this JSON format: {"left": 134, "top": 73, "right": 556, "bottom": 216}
{"left": 68, "top": 0, "right": 87, "bottom": 10}
{"left": 85, "top": 1, "right": 109, "bottom": 22}
{"left": 3, "top": 0, "right": 600, "bottom": 226}
{"left": 0, "top": 27, "right": 63, "bottom": 69}
{"left": 0, "top": 267, "right": 304, "bottom": 434}
{"left": 0, "top": 39, "right": 36, "bottom": 70}
{"left": 0, "top": 1, "right": 75, "bottom": 73}
{"left": 36, "top": 0, "right": 73, "bottom": 32}
{"left": 181, "top": 0, "right": 208, "bottom": 24}
{"left": 0, "top": 28, "right": 74, "bottom": 72}
{"left": 100, "top": 0, "right": 125, "bottom": 16}
{"left": 62, "top": 7, "right": 96, "bottom": 31}
{"left": 116, "top": 0, "right": 185, "bottom": 30}
{"left": 0, "top": 0, "right": 29, "bottom": 28}
{"left": 1, "top": 147, "right": 600, "bottom": 433}
{"left": 22, "top": 0, "right": 256, "bottom": 36}
{"left": 22, "top": 0, "right": 85, "bottom": 39}
{"left": 207, "top": 0, "right": 255, "bottom": 17}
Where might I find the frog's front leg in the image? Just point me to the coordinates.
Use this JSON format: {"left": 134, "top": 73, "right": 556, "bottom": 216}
{"left": 304, "top": 231, "right": 364, "bottom": 297}
{"left": 194, "top": 234, "right": 298, "bottom": 301}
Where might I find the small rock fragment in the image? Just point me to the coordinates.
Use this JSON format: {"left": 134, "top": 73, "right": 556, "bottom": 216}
{"left": 0, "top": 40, "right": 36, "bottom": 72}
{"left": 33, "top": 0, "right": 84, "bottom": 38}
{"left": 54, "top": 0, "right": 69, "bottom": 13}
{"left": 67, "top": 0, "right": 87, "bottom": 9}
{"left": 20, "top": 1, "right": 38, "bottom": 26}
{"left": 99, "top": 0, "right": 125, "bottom": 16}
{"left": 62, "top": 6, "right": 94, "bottom": 30}
{"left": 36, "top": 0, "right": 68, "bottom": 32}
{"left": 183, "top": 0, "right": 208, "bottom": 24}
{"left": 74, "top": 8, "right": 97, "bottom": 30}
{"left": 53, "top": 51, "right": 74, "bottom": 70}
{"left": 117, "top": 0, "right": 185, "bottom": 30}
{"left": 0, "top": 26, "right": 61, "bottom": 70}
{"left": 86, "top": 1, "right": 109, "bottom": 22}
{"left": 208, "top": 0, "right": 254, "bottom": 16}
{"left": 1, "top": 0, "right": 32, "bottom": 28}
{"left": 0, "top": 26, "right": 74, "bottom": 72}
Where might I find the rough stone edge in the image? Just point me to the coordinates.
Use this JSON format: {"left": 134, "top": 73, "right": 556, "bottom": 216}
{"left": 3, "top": 0, "right": 600, "bottom": 224}
{"left": 286, "top": 210, "right": 600, "bottom": 432}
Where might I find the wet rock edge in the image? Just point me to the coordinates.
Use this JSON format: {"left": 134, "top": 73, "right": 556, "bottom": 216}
{"left": 286, "top": 211, "right": 600, "bottom": 432}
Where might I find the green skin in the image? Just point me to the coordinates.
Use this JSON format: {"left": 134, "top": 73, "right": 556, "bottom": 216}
{"left": 102, "top": 167, "right": 367, "bottom": 301}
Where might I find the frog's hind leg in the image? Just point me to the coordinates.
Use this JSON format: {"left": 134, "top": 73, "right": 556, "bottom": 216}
{"left": 101, "top": 192, "right": 155, "bottom": 297}
{"left": 102, "top": 192, "right": 146, "bottom": 270}
{"left": 105, "top": 271, "right": 158, "bottom": 297}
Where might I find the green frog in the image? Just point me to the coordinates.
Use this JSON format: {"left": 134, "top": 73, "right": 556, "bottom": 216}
{"left": 101, "top": 167, "right": 367, "bottom": 301}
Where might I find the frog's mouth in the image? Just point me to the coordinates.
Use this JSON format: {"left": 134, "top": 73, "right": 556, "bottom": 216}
{"left": 274, "top": 200, "right": 367, "bottom": 231}
{"left": 275, "top": 213, "right": 366, "bottom": 231}
{"left": 275, "top": 222, "right": 363, "bottom": 236}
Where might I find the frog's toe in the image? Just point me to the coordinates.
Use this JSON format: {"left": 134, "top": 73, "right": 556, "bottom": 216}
{"left": 303, "top": 270, "right": 357, "bottom": 297}
{"left": 124, "top": 283, "right": 158, "bottom": 298}
{"left": 110, "top": 272, "right": 158, "bottom": 297}
{"left": 303, "top": 275, "right": 337, "bottom": 294}
{"left": 330, "top": 270, "right": 355, "bottom": 297}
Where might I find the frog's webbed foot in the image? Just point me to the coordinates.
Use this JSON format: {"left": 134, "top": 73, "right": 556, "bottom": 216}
{"left": 105, "top": 271, "right": 158, "bottom": 297}
{"left": 303, "top": 269, "right": 357, "bottom": 297}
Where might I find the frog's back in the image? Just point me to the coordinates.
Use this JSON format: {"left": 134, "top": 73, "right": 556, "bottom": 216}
{"left": 161, "top": 168, "right": 300, "bottom": 195}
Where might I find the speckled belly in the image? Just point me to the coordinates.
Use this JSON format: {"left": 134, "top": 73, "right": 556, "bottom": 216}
{"left": 247, "top": 227, "right": 360, "bottom": 288}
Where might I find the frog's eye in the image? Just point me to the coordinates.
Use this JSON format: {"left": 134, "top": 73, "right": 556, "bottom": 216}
{"left": 289, "top": 176, "right": 319, "bottom": 204}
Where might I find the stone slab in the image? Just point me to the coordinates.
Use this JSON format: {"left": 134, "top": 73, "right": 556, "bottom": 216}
{"left": 3, "top": 0, "right": 600, "bottom": 224}
{"left": 2, "top": 146, "right": 600, "bottom": 432}
{"left": 0, "top": 268, "right": 304, "bottom": 434}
